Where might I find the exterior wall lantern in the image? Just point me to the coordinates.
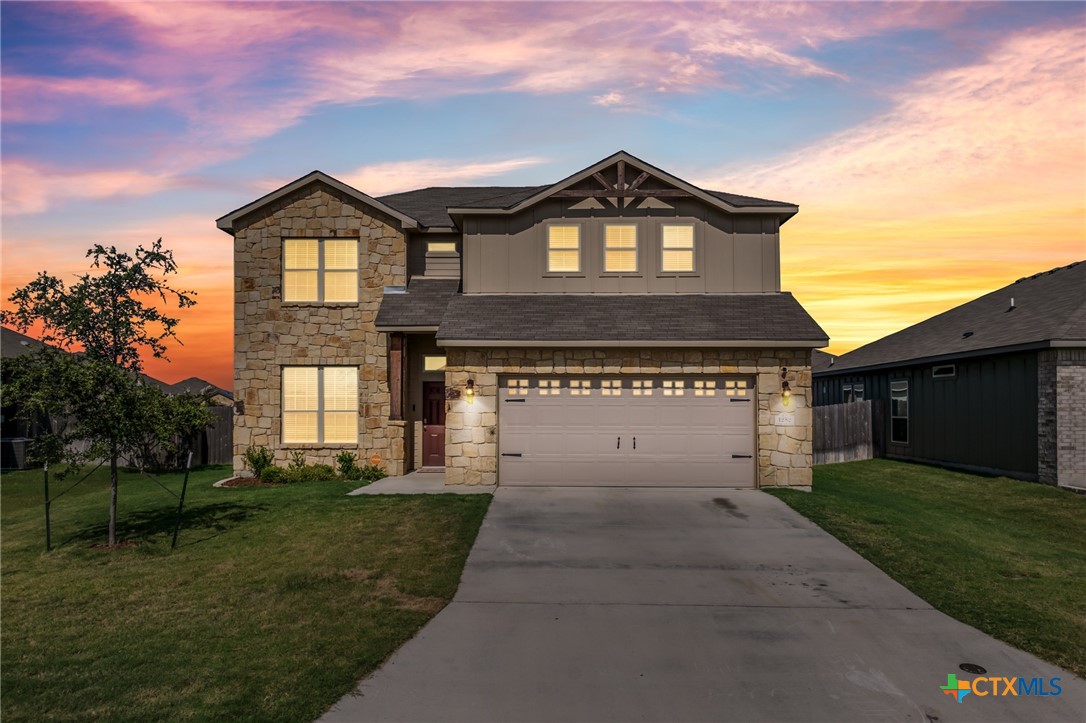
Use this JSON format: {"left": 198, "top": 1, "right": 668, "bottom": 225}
{"left": 781, "top": 368, "right": 792, "bottom": 406}
{"left": 465, "top": 379, "right": 475, "bottom": 404}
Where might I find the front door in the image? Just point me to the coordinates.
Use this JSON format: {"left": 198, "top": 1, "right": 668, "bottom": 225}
{"left": 422, "top": 381, "right": 446, "bottom": 467}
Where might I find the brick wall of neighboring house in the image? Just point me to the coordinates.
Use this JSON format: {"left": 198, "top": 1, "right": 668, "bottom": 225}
{"left": 1038, "top": 348, "right": 1086, "bottom": 489}
{"left": 232, "top": 184, "right": 407, "bottom": 475}
{"left": 444, "top": 348, "right": 813, "bottom": 487}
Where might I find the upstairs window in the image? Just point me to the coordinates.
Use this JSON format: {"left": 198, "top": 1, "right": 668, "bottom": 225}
{"left": 284, "top": 238, "right": 358, "bottom": 303}
{"left": 547, "top": 225, "right": 581, "bottom": 273}
{"left": 661, "top": 225, "right": 695, "bottom": 273}
{"left": 604, "top": 225, "right": 638, "bottom": 273}
{"left": 427, "top": 241, "right": 457, "bottom": 254}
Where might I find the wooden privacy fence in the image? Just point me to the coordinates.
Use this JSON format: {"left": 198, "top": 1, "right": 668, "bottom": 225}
{"left": 197, "top": 405, "right": 233, "bottom": 466}
{"left": 813, "top": 400, "right": 874, "bottom": 465}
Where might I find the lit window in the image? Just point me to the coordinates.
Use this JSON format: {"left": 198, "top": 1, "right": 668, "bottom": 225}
{"left": 427, "top": 241, "right": 457, "bottom": 254}
{"left": 547, "top": 226, "right": 581, "bottom": 273}
{"left": 662, "top": 380, "right": 685, "bottom": 397}
{"left": 694, "top": 380, "right": 716, "bottom": 397}
{"left": 284, "top": 238, "right": 358, "bottom": 303}
{"left": 723, "top": 380, "right": 749, "bottom": 397}
{"left": 570, "top": 379, "right": 592, "bottom": 396}
{"left": 604, "top": 225, "right": 638, "bottom": 273}
{"left": 632, "top": 380, "right": 653, "bottom": 396}
{"left": 283, "top": 366, "right": 358, "bottom": 444}
{"left": 539, "top": 379, "right": 561, "bottom": 396}
{"left": 507, "top": 379, "right": 529, "bottom": 396}
{"left": 661, "top": 225, "right": 694, "bottom": 273}
{"left": 601, "top": 380, "right": 622, "bottom": 396}
{"left": 891, "top": 380, "right": 909, "bottom": 444}
{"left": 423, "top": 355, "right": 447, "bottom": 372}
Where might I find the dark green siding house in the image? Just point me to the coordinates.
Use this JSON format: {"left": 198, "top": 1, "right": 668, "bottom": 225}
{"left": 813, "top": 262, "right": 1086, "bottom": 489}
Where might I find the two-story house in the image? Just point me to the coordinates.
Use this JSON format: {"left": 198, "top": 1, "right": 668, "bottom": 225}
{"left": 217, "top": 151, "right": 828, "bottom": 487}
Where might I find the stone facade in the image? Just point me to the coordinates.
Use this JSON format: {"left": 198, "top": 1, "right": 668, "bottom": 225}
{"left": 1038, "top": 348, "right": 1086, "bottom": 488}
{"left": 233, "top": 183, "right": 407, "bottom": 474}
{"left": 444, "top": 347, "right": 812, "bottom": 487}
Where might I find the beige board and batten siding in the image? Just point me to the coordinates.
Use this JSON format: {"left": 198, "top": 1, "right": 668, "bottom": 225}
{"left": 232, "top": 183, "right": 407, "bottom": 474}
{"left": 461, "top": 199, "right": 781, "bottom": 294}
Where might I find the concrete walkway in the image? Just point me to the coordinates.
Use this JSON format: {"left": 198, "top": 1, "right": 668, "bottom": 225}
{"left": 322, "top": 487, "right": 1084, "bottom": 722}
{"left": 348, "top": 470, "right": 495, "bottom": 495}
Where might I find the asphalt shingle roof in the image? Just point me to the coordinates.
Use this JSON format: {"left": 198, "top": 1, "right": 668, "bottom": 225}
{"left": 376, "top": 278, "right": 461, "bottom": 329}
{"left": 436, "top": 293, "right": 827, "bottom": 343}
{"left": 822, "top": 261, "right": 1086, "bottom": 374}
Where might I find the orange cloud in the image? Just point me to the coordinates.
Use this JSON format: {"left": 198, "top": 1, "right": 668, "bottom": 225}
{"left": 695, "top": 26, "right": 1086, "bottom": 354}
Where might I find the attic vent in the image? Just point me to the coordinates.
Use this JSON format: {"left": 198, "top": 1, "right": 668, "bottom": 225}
{"left": 962, "top": 331, "right": 974, "bottom": 339}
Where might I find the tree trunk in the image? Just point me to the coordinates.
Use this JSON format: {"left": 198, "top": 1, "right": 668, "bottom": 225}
{"left": 109, "top": 445, "right": 118, "bottom": 547}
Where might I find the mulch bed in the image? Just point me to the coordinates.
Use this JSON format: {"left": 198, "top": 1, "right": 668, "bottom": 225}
{"left": 219, "top": 477, "right": 286, "bottom": 488}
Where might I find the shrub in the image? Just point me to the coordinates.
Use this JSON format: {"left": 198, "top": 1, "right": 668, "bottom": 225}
{"left": 358, "top": 464, "right": 388, "bottom": 483}
{"left": 335, "top": 451, "right": 361, "bottom": 479}
{"left": 288, "top": 450, "right": 307, "bottom": 471}
{"left": 283, "top": 463, "right": 338, "bottom": 484}
{"left": 243, "top": 445, "right": 274, "bottom": 478}
{"left": 259, "top": 466, "right": 286, "bottom": 484}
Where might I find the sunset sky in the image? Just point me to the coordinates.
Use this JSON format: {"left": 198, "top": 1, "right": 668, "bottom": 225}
{"left": 2, "top": 1, "right": 1084, "bottom": 390}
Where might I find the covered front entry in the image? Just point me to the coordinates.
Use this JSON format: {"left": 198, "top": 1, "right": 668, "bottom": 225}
{"left": 497, "top": 377, "right": 756, "bottom": 487}
{"left": 422, "top": 381, "right": 446, "bottom": 468}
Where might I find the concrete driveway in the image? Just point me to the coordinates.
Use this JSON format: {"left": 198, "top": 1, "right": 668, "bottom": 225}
{"left": 322, "top": 487, "right": 1084, "bottom": 723}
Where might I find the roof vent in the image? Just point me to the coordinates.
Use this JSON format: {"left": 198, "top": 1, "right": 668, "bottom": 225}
{"left": 1006, "top": 297, "right": 1016, "bottom": 312}
{"left": 829, "top": 358, "right": 835, "bottom": 366}
{"left": 962, "top": 331, "right": 974, "bottom": 339}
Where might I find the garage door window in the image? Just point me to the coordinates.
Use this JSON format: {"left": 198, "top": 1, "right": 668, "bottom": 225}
{"left": 632, "top": 380, "right": 653, "bottom": 396}
{"left": 693, "top": 380, "right": 717, "bottom": 396}
{"left": 601, "top": 380, "right": 622, "bottom": 396}
{"left": 570, "top": 379, "right": 592, "bottom": 396}
{"left": 662, "top": 380, "right": 685, "bottom": 396}
{"left": 539, "top": 379, "right": 561, "bottom": 395}
{"left": 507, "top": 379, "right": 529, "bottom": 395}
{"left": 724, "top": 380, "right": 750, "bottom": 397}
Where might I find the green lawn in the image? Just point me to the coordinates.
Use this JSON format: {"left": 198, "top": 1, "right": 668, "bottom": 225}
{"left": 767, "top": 459, "right": 1086, "bottom": 677}
{"left": 1, "top": 464, "right": 491, "bottom": 722}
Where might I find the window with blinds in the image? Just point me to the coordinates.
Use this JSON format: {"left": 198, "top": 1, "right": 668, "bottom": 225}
{"left": 661, "top": 225, "right": 695, "bottom": 273}
{"left": 604, "top": 224, "right": 638, "bottom": 273}
{"left": 282, "top": 366, "right": 358, "bottom": 444}
{"left": 283, "top": 238, "right": 358, "bottom": 303}
{"left": 547, "top": 225, "right": 581, "bottom": 273}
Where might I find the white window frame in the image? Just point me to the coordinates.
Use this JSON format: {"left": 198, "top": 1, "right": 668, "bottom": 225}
{"left": 891, "top": 380, "right": 909, "bottom": 445}
{"left": 283, "top": 237, "right": 359, "bottom": 304}
{"left": 282, "top": 366, "right": 358, "bottom": 445}
{"left": 545, "top": 224, "right": 582, "bottom": 275}
{"left": 932, "top": 364, "right": 957, "bottom": 379}
{"left": 603, "top": 224, "right": 639, "bottom": 275}
{"left": 659, "top": 223, "right": 696, "bottom": 275}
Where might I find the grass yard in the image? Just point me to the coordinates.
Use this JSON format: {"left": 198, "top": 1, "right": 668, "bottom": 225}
{"left": 1, "top": 464, "right": 491, "bottom": 722}
{"left": 767, "top": 459, "right": 1086, "bottom": 677}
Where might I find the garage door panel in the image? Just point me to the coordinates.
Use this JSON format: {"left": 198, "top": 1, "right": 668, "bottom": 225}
{"left": 498, "top": 377, "right": 755, "bottom": 487}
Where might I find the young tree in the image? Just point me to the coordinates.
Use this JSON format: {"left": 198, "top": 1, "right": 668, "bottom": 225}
{"left": 2, "top": 240, "right": 211, "bottom": 546}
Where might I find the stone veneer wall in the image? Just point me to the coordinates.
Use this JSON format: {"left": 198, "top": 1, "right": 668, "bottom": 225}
{"left": 233, "top": 184, "right": 407, "bottom": 474}
{"left": 444, "top": 348, "right": 812, "bottom": 486}
{"left": 1038, "top": 348, "right": 1086, "bottom": 488}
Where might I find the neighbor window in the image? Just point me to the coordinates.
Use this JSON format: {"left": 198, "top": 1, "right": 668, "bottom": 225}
{"left": 604, "top": 224, "right": 638, "bottom": 273}
{"left": 282, "top": 366, "right": 358, "bottom": 444}
{"left": 932, "top": 364, "right": 957, "bottom": 379}
{"left": 853, "top": 383, "right": 864, "bottom": 401}
{"left": 661, "top": 225, "right": 695, "bottom": 273}
{"left": 891, "top": 380, "right": 909, "bottom": 444}
{"left": 423, "top": 355, "right": 447, "bottom": 372}
{"left": 283, "top": 238, "right": 358, "bottom": 303}
{"left": 547, "top": 225, "right": 581, "bottom": 273}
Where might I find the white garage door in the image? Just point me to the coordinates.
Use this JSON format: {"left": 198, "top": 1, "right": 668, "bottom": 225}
{"left": 498, "top": 377, "right": 755, "bottom": 487}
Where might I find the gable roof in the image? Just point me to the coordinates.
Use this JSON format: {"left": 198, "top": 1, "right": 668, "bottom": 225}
{"left": 820, "top": 261, "right": 1086, "bottom": 375}
{"left": 217, "top": 152, "right": 796, "bottom": 232}
{"left": 444, "top": 151, "right": 798, "bottom": 223}
{"left": 812, "top": 349, "right": 837, "bottom": 373}
{"left": 1, "top": 326, "right": 47, "bottom": 358}
{"left": 216, "top": 171, "right": 421, "bottom": 233}
{"left": 436, "top": 293, "right": 827, "bottom": 347}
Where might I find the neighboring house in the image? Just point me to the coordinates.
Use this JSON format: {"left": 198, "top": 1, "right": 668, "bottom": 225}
{"left": 812, "top": 349, "right": 837, "bottom": 373}
{"left": 143, "top": 375, "right": 233, "bottom": 407}
{"left": 813, "top": 262, "right": 1086, "bottom": 488}
{"left": 218, "top": 151, "right": 828, "bottom": 487}
{"left": 1, "top": 326, "right": 48, "bottom": 468}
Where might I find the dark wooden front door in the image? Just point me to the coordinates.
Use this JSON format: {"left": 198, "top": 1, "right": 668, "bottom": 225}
{"left": 422, "top": 381, "right": 446, "bottom": 467}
